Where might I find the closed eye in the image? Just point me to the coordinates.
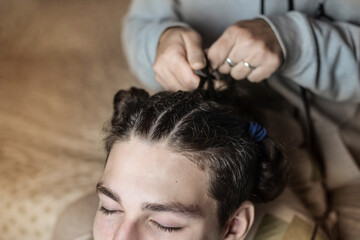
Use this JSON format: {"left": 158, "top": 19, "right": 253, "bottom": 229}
{"left": 99, "top": 206, "right": 122, "bottom": 215}
{"left": 151, "top": 220, "right": 183, "bottom": 233}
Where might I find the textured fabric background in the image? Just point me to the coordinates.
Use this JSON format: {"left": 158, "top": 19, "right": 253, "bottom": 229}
{"left": 0, "top": 1, "right": 141, "bottom": 239}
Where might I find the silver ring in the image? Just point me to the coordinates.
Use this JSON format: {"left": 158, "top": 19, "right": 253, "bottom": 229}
{"left": 242, "top": 61, "right": 256, "bottom": 70}
{"left": 225, "top": 57, "right": 236, "bottom": 67}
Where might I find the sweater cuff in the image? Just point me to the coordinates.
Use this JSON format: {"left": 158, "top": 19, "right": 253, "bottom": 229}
{"left": 258, "top": 15, "right": 287, "bottom": 71}
{"left": 259, "top": 12, "right": 316, "bottom": 77}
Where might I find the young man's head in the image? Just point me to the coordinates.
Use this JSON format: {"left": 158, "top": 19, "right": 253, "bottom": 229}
{"left": 93, "top": 88, "right": 288, "bottom": 240}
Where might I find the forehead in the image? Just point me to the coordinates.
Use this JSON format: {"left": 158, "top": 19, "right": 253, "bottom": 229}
{"left": 102, "top": 138, "right": 216, "bottom": 212}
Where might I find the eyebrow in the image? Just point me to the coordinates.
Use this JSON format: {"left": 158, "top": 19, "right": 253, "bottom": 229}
{"left": 141, "top": 202, "right": 202, "bottom": 218}
{"left": 96, "top": 183, "right": 201, "bottom": 218}
{"left": 96, "top": 182, "right": 120, "bottom": 203}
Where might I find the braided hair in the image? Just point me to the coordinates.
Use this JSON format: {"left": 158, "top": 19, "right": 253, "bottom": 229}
{"left": 104, "top": 84, "right": 288, "bottom": 227}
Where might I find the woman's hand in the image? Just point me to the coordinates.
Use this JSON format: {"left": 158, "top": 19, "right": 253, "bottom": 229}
{"left": 207, "top": 19, "right": 283, "bottom": 82}
{"left": 153, "top": 27, "right": 206, "bottom": 90}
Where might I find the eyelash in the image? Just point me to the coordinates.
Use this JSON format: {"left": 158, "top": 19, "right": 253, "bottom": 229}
{"left": 152, "top": 221, "right": 183, "bottom": 233}
{"left": 99, "top": 207, "right": 182, "bottom": 233}
{"left": 99, "top": 206, "right": 120, "bottom": 215}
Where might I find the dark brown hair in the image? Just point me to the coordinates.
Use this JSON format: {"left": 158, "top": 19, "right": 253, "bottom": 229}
{"left": 104, "top": 86, "right": 288, "bottom": 227}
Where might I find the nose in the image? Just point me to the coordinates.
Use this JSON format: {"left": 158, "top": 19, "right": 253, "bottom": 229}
{"left": 113, "top": 219, "right": 141, "bottom": 240}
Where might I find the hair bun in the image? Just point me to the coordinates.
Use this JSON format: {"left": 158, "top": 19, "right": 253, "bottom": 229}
{"left": 113, "top": 87, "right": 149, "bottom": 111}
{"left": 252, "top": 137, "right": 289, "bottom": 202}
{"left": 111, "top": 87, "right": 149, "bottom": 126}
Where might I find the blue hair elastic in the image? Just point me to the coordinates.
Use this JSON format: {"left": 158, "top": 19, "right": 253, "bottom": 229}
{"left": 248, "top": 121, "right": 267, "bottom": 142}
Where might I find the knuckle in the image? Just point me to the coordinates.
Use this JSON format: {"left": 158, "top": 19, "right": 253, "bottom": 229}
{"left": 227, "top": 24, "right": 242, "bottom": 36}
{"left": 227, "top": 25, "right": 238, "bottom": 34}
{"left": 207, "top": 49, "right": 219, "bottom": 61}
{"left": 236, "top": 33, "right": 254, "bottom": 48}
{"left": 152, "top": 62, "right": 161, "bottom": 73}
{"left": 182, "top": 30, "right": 201, "bottom": 44}
{"left": 271, "top": 57, "right": 281, "bottom": 69}
{"left": 208, "top": 54, "right": 221, "bottom": 69}
{"left": 206, "top": 48, "right": 215, "bottom": 60}
{"left": 273, "top": 54, "right": 282, "bottom": 66}
{"left": 266, "top": 54, "right": 281, "bottom": 69}
{"left": 237, "top": 28, "right": 252, "bottom": 40}
{"left": 224, "top": 27, "right": 239, "bottom": 40}
{"left": 243, "top": 30, "right": 253, "bottom": 40}
{"left": 254, "top": 40, "right": 266, "bottom": 52}
{"left": 187, "top": 30, "right": 201, "bottom": 40}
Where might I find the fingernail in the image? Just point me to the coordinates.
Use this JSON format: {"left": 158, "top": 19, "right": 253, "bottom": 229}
{"left": 193, "top": 61, "right": 205, "bottom": 70}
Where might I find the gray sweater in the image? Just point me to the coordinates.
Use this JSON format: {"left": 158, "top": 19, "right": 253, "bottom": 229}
{"left": 122, "top": 0, "right": 360, "bottom": 102}
{"left": 122, "top": 2, "right": 360, "bottom": 237}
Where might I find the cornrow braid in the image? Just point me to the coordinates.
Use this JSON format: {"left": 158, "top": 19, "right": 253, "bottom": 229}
{"left": 105, "top": 86, "right": 288, "bottom": 227}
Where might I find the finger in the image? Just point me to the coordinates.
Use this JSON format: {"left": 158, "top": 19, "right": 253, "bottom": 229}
{"left": 166, "top": 68, "right": 186, "bottom": 90}
{"left": 218, "top": 53, "right": 239, "bottom": 74}
{"left": 154, "top": 54, "right": 199, "bottom": 90}
{"left": 230, "top": 62, "right": 253, "bottom": 80}
{"left": 245, "top": 51, "right": 280, "bottom": 82}
{"left": 183, "top": 32, "right": 206, "bottom": 70}
{"left": 174, "top": 59, "right": 201, "bottom": 90}
{"left": 207, "top": 33, "right": 234, "bottom": 69}
{"left": 162, "top": 54, "right": 200, "bottom": 90}
{"left": 156, "top": 68, "right": 180, "bottom": 90}
{"left": 247, "top": 66, "right": 273, "bottom": 83}
{"left": 218, "top": 61, "right": 232, "bottom": 74}
{"left": 217, "top": 46, "right": 245, "bottom": 74}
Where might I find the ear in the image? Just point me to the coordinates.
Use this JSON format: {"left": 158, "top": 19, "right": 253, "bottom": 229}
{"left": 223, "top": 201, "right": 255, "bottom": 240}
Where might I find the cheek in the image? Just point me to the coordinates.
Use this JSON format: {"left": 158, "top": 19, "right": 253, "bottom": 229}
{"left": 93, "top": 212, "right": 117, "bottom": 240}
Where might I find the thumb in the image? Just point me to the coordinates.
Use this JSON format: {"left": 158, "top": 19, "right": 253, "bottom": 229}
{"left": 183, "top": 31, "right": 206, "bottom": 70}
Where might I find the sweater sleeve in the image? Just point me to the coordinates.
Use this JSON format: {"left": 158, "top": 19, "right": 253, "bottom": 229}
{"left": 122, "top": 0, "right": 189, "bottom": 91}
{"left": 261, "top": 12, "right": 360, "bottom": 102}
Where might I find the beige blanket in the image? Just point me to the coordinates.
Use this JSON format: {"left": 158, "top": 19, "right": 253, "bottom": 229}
{"left": 0, "top": 1, "right": 140, "bottom": 239}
